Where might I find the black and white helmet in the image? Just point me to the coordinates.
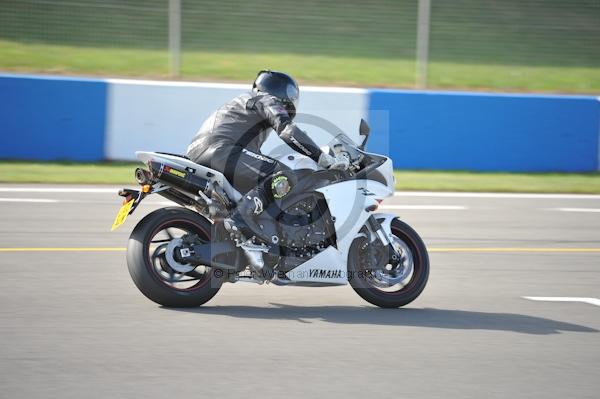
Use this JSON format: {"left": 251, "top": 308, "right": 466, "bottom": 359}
{"left": 252, "top": 70, "right": 299, "bottom": 117}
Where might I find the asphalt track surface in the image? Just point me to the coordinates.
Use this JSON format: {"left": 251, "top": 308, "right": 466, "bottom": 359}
{"left": 1, "top": 184, "right": 599, "bottom": 398}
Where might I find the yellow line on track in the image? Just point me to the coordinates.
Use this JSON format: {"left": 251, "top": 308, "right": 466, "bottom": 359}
{"left": 0, "top": 247, "right": 599, "bottom": 253}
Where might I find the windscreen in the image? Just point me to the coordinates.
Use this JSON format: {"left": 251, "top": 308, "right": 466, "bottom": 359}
{"left": 327, "top": 133, "right": 362, "bottom": 162}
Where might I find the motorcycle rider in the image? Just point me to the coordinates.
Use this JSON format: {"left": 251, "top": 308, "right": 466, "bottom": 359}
{"left": 187, "top": 70, "right": 349, "bottom": 252}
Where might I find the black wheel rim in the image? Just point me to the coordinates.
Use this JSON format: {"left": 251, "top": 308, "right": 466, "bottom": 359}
{"left": 352, "top": 225, "right": 424, "bottom": 296}
{"left": 144, "top": 219, "right": 213, "bottom": 292}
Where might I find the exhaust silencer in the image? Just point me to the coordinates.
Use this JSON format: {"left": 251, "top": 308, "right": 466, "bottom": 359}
{"left": 149, "top": 161, "right": 211, "bottom": 197}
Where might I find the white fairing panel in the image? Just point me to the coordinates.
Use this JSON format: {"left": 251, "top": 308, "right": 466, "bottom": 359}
{"left": 378, "top": 157, "right": 395, "bottom": 191}
{"left": 284, "top": 152, "right": 395, "bottom": 284}
{"left": 274, "top": 153, "right": 319, "bottom": 171}
{"left": 284, "top": 246, "right": 348, "bottom": 284}
{"left": 286, "top": 179, "right": 391, "bottom": 284}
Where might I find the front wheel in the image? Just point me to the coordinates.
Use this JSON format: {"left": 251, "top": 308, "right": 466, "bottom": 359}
{"left": 348, "top": 218, "right": 429, "bottom": 308}
{"left": 127, "top": 207, "right": 224, "bottom": 307}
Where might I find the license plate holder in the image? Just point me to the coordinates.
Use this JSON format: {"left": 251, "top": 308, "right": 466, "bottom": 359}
{"left": 111, "top": 199, "right": 135, "bottom": 231}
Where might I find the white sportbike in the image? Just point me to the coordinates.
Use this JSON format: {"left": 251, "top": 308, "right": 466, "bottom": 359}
{"left": 113, "top": 120, "right": 429, "bottom": 308}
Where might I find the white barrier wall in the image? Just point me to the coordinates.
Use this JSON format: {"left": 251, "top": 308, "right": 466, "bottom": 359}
{"left": 105, "top": 78, "right": 367, "bottom": 161}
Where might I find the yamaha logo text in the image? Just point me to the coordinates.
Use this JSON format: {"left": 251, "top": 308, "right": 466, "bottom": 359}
{"left": 309, "top": 269, "right": 343, "bottom": 278}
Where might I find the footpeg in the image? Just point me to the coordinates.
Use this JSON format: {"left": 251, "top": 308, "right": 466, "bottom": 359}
{"left": 236, "top": 239, "right": 269, "bottom": 271}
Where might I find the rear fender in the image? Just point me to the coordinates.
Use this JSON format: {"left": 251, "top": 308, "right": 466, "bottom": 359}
{"left": 117, "top": 188, "right": 146, "bottom": 216}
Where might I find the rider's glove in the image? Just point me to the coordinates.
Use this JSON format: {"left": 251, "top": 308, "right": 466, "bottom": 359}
{"left": 318, "top": 152, "right": 350, "bottom": 171}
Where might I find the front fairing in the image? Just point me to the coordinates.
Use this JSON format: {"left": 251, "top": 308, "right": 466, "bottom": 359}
{"left": 274, "top": 132, "right": 395, "bottom": 196}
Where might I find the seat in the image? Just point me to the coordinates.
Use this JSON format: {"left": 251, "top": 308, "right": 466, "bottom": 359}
{"left": 156, "top": 152, "right": 190, "bottom": 160}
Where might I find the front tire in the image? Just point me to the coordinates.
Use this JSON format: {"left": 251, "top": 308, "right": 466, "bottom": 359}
{"left": 348, "top": 218, "right": 429, "bottom": 308}
{"left": 127, "top": 207, "right": 224, "bottom": 307}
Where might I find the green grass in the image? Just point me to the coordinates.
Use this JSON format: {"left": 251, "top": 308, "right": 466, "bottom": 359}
{"left": 0, "top": 162, "right": 137, "bottom": 185}
{"left": 2, "top": 0, "right": 600, "bottom": 92}
{"left": 2, "top": 0, "right": 599, "bottom": 92}
{"left": 2, "top": 40, "right": 599, "bottom": 93}
{"left": 393, "top": 171, "right": 600, "bottom": 194}
{"left": 1, "top": 161, "right": 599, "bottom": 193}
{"left": 3, "top": 0, "right": 599, "bottom": 65}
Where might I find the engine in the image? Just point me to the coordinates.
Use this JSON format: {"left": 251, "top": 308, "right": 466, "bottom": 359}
{"left": 277, "top": 195, "right": 336, "bottom": 272}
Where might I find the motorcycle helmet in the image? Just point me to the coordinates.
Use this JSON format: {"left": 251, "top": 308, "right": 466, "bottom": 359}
{"left": 252, "top": 70, "right": 299, "bottom": 118}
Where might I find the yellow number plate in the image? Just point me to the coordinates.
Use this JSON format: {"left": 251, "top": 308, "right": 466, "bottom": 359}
{"left": 111, "top": 199, "right": 134, "bottom": 231}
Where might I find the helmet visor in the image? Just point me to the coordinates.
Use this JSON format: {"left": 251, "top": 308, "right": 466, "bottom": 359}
{"left": 286, "top": 82, "right": 299, "bottom": 109}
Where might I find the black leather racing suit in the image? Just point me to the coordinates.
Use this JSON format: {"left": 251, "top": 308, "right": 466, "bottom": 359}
{"left": 186, "top": 92, "right": 324, "bottom": 195}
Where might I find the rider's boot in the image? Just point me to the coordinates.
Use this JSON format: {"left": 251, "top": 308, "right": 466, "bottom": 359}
{"left": 224, "top": 172, "right": 293, "bottom": 276}
{"left": 224, "top": 188, "right": 270, "bottom": 273}
{"left": 224, "top": 194, "right": 264, "bottom": 238}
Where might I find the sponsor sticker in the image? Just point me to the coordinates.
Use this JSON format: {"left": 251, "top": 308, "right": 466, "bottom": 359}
{"left": 271, "top": 175, "right": 291, "bottom": 199}
{"left": 164, "top": 165, "right": 186, "bottom": 178}
{"left": 242, "top": 148, "right": 275, "bottom": 164}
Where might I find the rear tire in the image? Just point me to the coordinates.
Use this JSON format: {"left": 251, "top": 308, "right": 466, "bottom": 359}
{"left": 127, "top": 207, "right": 223, "bottom": 307}
{"left": 348, "top": 218, "right": 429, "bottom": 308}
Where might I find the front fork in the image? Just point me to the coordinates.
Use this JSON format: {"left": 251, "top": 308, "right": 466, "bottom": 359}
{"left": 365, "top": 215, "right": 402, "bottom": 266}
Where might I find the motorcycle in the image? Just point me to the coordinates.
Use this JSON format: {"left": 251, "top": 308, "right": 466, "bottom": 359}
{"left": 112, "top": 119, "right": 429, "bottom": 308}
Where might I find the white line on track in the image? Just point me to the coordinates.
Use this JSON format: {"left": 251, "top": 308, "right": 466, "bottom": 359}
{"left": 394, "top": 192, "right": 600, "bottom": 199}
{"left": 551, "top": 208, "right": 600, "bottom": 213}
{"left": 523, "top": 297, "right": 600, "bottom": 307}
{"left": 379, "top": 205, "right": 467, "bottom": 210}
{"left": 0, "top": 198, "right": 60, "bottom": 203}
{"left": 0, "top": 187, "right": 118, "bottom": 193}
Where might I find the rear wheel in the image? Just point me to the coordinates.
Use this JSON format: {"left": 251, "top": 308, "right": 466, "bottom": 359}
{"left": 127, "top": 207, "right": 223, "bottom": 307}
{"left": 348, "top": 218, "right": 429, "bottom": 308}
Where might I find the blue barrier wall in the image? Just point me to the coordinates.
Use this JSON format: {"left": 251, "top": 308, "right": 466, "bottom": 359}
{"left": 1, "top": 73, "right": 599, "bottom": 172}
{"left": 368, "top": 90, "right": 600, "bottom": 172}
{"left": 0, "top": 74, "right": 107, "bottom": 161}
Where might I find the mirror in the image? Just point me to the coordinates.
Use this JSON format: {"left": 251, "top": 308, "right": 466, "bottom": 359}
{"left": 358, "top": 118, "right": 370, "bottom": 150}
{"left": 359, "top": 118, "right": 370, "bottom": 135}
